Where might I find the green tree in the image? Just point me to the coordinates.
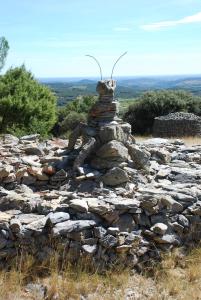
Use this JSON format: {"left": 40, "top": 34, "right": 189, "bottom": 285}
{"left": 0, "top": 66, "right": 57, "bottom": 136}
{"left": 0, "top": 37, "right": 9, "bottom": 72}
{"left": 124, "top": 90, "right": 201, "bottom": 134}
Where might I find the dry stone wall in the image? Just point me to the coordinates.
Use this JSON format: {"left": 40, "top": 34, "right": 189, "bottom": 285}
{"left": 153, "top": 112, "right": 201, "bottom": 137}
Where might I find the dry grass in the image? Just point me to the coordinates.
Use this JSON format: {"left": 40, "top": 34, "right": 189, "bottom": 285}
{"left": 135, "top": 135, "right": 201, "bottom": 146}
{"left": 1, "top": 247, "right": 201, "bottom": 299}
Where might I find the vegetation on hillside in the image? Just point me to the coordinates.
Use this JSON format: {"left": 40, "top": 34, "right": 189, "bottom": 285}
{"left": 0, "top": 66, "right": 57, "bottom": 136}
{"left": 124, "top": 90, "right": 201, "bottom": 134}
{"left": 44, "top": 76, "right": 201, "bottom": 107}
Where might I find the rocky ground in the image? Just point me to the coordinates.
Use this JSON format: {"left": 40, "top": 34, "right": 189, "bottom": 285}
{"left": 1, "top": 133, "right": 201, "bottom": 274}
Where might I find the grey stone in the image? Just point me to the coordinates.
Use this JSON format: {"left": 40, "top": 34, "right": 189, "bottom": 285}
{"left": 17, "top": 214, "right": 45, "bottom": 225}
{"left": 46, "top": 212, "right": 70, "bottom": 227}
{"left": 127, "top": 144, "right": 150, "bottom": 170}
{"left": 82, "top": 244, "right": 97, "bottom": 254}
{"left": 100, "top": 234, "right": 118, "bottom": 248}
{"left": 112, "top": 214, "right": 136, "bottom": 232}
{"left": 20, "top": 134, "right": 40, "bottom": 141}
{"left": 69, "top": 199, "right": 88, "bottom": 213}
{"left": 107, "top": 227, "right": 120, "bottom": 236}
{"left": 160, "top": 195, "right": 183, "bottom": 212}
{"left": 102, "top": 167, "right": 129, "bottom": 186}
{"left": 104, "top": 197, "right": 140, "bottom": 210}
{"left": 52, "top": 220, "right": 96, "bottom": 236}
{"left": 25, "top": 217, "right": 48, "bottom": 233}
{"left": 151, "top": 223, "right": 168, "bottom": 235}
{"left": 96, "top": 140, "right": 129, "bottom": 160}
{"left": 87, "top": 198, "right": 111, "bottom": 215}
{"left": 94, "top": 226, "right": 107, "bottom": 238}
{"left": 151, "top": 148, "right": 171, "bottom": 164}
{"left": 177, "top": 214, "right": 189, "bottom": 227}
{"left": 153, "top": 234, "right": 180, "bottom": 245}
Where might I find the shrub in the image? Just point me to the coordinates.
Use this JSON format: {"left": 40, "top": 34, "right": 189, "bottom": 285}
{"left": 53, "top": 95, "right": 97, "bottom": 136}
{"left": 0, "top": 66, "right": 57, "bottom": 136}
{"left": 124, "top": 90, "right": 201, "bottom": 134}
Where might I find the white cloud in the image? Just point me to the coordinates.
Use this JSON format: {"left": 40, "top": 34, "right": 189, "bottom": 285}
{"left": 141, "top": 11, "right": 201, "bottom": 31}
{"left": 113, "top": 27, "right": 131, "bottom": 32}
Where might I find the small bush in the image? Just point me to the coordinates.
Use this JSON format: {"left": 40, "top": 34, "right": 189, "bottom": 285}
{"left": 124, "top": 90, "right": 201, "bottom": 134}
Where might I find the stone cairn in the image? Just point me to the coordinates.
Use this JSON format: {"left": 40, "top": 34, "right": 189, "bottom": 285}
{"left": 67, "top": 79, "right": 148, "bottom": 186}
{"left": 153, "top": 112, "right": 201, "bottom": 137}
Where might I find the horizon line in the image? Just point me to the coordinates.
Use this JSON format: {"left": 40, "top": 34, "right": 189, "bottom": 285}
{"left": 38, "top": 73, "right": 201, "bottom": 80}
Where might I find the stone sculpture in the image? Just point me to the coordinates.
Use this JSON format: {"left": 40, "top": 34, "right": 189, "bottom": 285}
{"left": 67, "top": 79, "right": 135, "bottom": 174}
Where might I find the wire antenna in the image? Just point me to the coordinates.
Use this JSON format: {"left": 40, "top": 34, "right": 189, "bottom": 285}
{"left": 85, "top": 55, "right": 103, "bottom": 80}
{"left": 110, "top": 52, "right": 127, "bottom": 80}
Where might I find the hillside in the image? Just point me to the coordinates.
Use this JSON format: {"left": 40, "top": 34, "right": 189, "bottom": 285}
{"left": 40, "top": 75, "right": 201, "bottom": 106}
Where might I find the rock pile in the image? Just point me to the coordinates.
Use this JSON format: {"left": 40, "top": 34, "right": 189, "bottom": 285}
{"left": 153, "top": 112, "right": 201, "bottom": 137}
{"left": 1, "top": 133, "right": 201, "bottom": 270}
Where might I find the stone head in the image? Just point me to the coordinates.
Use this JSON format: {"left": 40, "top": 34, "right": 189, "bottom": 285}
{"left": 96, "top": 80, "right": 116, "bottom": 97}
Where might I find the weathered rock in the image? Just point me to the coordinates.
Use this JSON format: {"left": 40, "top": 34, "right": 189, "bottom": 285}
{"left": 69, "top": 199, "right": 88, "bottom": 213}
{"left": 127, "top": 144, "right": 150, "bottom": 170}
{"left": 46, "top": 212, "right": 70, "bottom": 227}
{"left": 102, "top": 167, "right": 129, "bottom": 186}
{"left": 94, "top": 226, "right": 107, "bottom": 238}
{"left": 100, "top": 234, "right": 118, "bottom": 248}
{"left": 151, "top": 223, "right": 168, "bottom": 235}
{"left": 160, "top": 195, "right": 183, "bottom": 213}
{"left": 96, "top": 140, "right": 129, "bottom": 160}
{"left": 52, "top": 220, "right": 97, "bottom": 236}
{"left": 112, "top": 214, "right": 136, "bottom": 232}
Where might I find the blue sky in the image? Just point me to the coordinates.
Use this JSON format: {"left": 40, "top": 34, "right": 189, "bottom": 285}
{"left": 2, "top": 0, "right": 201, "bottom": 78}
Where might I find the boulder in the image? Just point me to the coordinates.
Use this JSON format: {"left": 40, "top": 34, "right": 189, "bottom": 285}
{"left": 102, "top": 167, "right": 129, "bottom": 186}
{"left": 96, "top": 140, "right": 129, "bottom": 160}
{"left": 127, "top": 144, "right": 150, "bottom": 170}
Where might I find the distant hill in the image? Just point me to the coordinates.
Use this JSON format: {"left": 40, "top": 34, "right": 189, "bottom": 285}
{"left": 40, "top": 75, "right": 201, "bottom": 106}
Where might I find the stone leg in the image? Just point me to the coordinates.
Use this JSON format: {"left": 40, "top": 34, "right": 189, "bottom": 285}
{"left": 73, "top": 137, "right": 97, "bottom": 172}
{"left": 67, "top": 123, "right": 83, "bottom": 151}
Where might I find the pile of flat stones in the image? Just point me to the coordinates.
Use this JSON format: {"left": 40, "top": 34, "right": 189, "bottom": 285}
{"left": 1, "top": 133, "right": 201, "bottom": 270}
{"left": 153, "top": 112, "right": 201, "bottom": 137}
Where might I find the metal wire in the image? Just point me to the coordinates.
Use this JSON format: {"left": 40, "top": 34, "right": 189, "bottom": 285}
{"left": 110, "top": 52, "right": 127, "bottom": 80}
{"left": 85, "top": 55, "right": 103, "bottom": 80}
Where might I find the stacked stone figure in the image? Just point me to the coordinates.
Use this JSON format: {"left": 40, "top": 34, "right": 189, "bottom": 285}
{"left": 88, "top": 80, "right": 119, "bottom": 126}
{"left": 67, "top": 79, "right": 140, "bottom": 178}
